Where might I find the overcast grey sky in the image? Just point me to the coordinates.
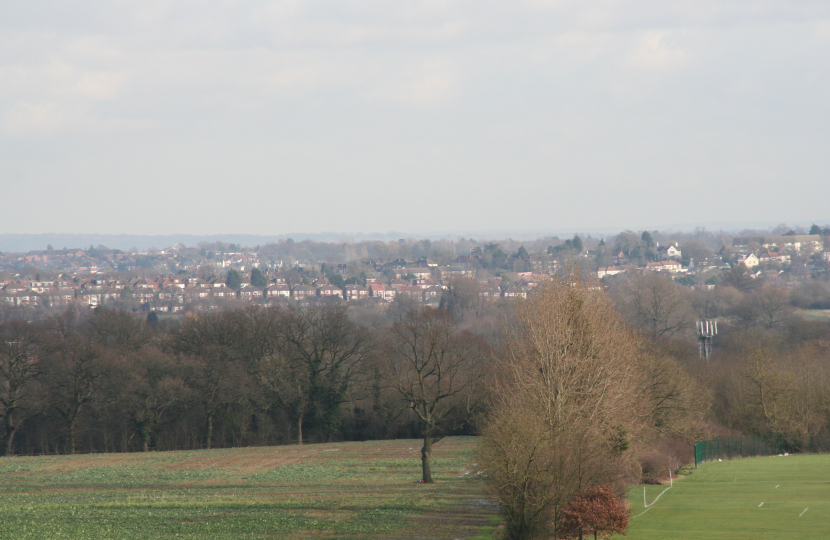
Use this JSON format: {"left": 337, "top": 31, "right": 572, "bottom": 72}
{"left": 2, "top": 1, "right": 828, "bottom": 236}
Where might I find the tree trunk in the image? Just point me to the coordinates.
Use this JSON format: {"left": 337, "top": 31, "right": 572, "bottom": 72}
{"left": 138, "top": 421, "right": 151, "bottom": 452}
{"left": 69, "top": 411, "right": 79, "bottom": 455}
{"left": 3, "top": 409, "right": 18, "bottom": 456}
{"left": 3, "top": 425, "right": 15, "bottom": 457}
{"left": 297, "top": 412, "right": 304, "bottom": 445}
{"left": 422, "top": 430, "right": 433, "bottom": 483}
{"left": 206, "top": 412, "right": 214, "bottom": 450}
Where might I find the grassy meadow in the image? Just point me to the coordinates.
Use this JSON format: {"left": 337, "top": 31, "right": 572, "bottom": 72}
{"left": 0, "top": 436, "right": 500, "bottom": 540}
{"left": 627, "top": 453, "right": 830, "bottom": 540}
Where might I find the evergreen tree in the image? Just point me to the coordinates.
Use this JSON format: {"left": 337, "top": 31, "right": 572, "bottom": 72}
{"left": 641, "top": 231, "right": 655, "bottom": 248}
{"left": 251, "top": 267, "right": 268, "bottom": 288}
{"left": 226, "top": 269, "right": 242, "bottom": 290}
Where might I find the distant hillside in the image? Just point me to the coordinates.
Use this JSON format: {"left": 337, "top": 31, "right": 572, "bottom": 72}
{"left": 0, "top": 233, "right": 398, "bottom": 252}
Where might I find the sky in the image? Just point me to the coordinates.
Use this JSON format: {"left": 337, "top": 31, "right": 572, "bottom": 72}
{"left": 1, "top": 1, "right": 829, "bottom": 237}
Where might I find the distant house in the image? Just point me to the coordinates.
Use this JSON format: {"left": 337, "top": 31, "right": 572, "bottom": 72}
{"left": 266, "top": 284, "right": 291, "bottom": 298}
{"left": 387, "top": 278, "right": 410, "bottom": 291}
{"left": 396, "top": 285, "right": 424, "bottom": 302}
{"left": 344, "top": 284, "right": 370, "bottom": 301}
{"left": 435, "top": 266, "right": 474, "bottom": 281}
{"left": 732, "top": 235, "right": 823, "bottom": 254}
{"left": 597, "top": 266, "right": 626, "bottom": 279}
{"left": 473, "top": 284, "right": 497, "bottom": 299}
{"left": 502, "top": 286, "right": 527, "bottom": 299}
{"left": 317, "top": 284, "right": 344, "bottom": 299}
{"left": 738, "top": 253, "right": 760, "bottom": 268}
{"left": 758, "top": 251, "right": 790, "bottom": 264}
{"left": 238, "top": 285, "right": 263, "bottom": 301}
{"left": 367, "top": 283, "right": 386, "bottom": 298}
{"left": 211, "top": 285, "right": 234, "bottom": 300}
{"left": 423, "top": 285, "right": 444, "bottom": 301}
{"left": 291, "top": 284, "right": 316, "bottom": 300}
{"left": 396, "top": 267, "right": 433, "bottom": 280}
{"left": 657, "top": 243, "right": 682, "bottom": 260}
{"left": 645, "top": 261, "right": 683, "bottom": 273}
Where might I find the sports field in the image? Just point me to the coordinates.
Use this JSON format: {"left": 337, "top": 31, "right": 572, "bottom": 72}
{"left": 627, "top": 453, "right": 830, "bottom": 540}
{"left": 0, "top": 437, "right": 499, "bottom": 540}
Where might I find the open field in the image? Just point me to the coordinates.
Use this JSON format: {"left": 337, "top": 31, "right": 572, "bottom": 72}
{"left": 794, "top": 309, "right": 830, "bottom": 322}
{"left": 626, "top": 454, "right": 830, "bottom": 540}
{"left": 0, "top": 437, "right": 500, "bottom": 540}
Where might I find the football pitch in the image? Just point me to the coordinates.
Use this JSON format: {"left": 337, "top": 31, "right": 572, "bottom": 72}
{"left": 626, "top": 453, "right": 830, "bottom": 540}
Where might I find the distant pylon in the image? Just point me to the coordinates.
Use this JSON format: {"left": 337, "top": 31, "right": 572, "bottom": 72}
{"left": 697, "top": 320, "right": 717, "bottom": 359}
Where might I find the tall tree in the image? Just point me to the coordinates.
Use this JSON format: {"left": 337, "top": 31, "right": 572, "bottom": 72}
{"left": 226, "top": 269, "right": 243, "bottom": 291}
{"left": 251, "top": 267, "right": 268, "bottom": 288}
{"left": 116, "top": 346, "right": 188, "bottom": 452}
{"left": 170, "top": 310, "right": 251, "bottom": 449}
{"left": 480, "top": 272, "right": 645, "bottom": 539}
{"left": 270, "top": 307, "right": 373, "bottom": 444}
{"left": 612, "top": 272, "right": 693, "bottom": 338}
{"left": 382, "top": 308, "right": 489, "bottom": 483}
{"left": 440, "top": 277, "right": 485, "bottom": 322}
{"left": 41, "top": 325, "right": 109, "bottom": 454}
{"left": 571, "top": 235, "right": 583, "bottom": 253}
{"left": 0, "top": 321, "right": 43, "bottom": 456}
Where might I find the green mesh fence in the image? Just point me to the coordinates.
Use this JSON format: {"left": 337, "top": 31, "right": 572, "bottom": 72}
{"left": 694, "top": 433, "right": 830, "bottom": 466}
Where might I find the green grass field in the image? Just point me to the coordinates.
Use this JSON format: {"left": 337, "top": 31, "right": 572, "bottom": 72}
{"left": 8, "top": 437, "right": 830, "bottom": 540}
{"left": 627, "top": 454, "right": 830, "bottom": 540}
{"left": 0, "top": 437, "right": 499, "bottom": 540}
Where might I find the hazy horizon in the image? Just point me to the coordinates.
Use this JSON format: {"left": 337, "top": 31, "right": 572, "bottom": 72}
{"left": 2, "top": 218, "right": 828, "bottom": 252}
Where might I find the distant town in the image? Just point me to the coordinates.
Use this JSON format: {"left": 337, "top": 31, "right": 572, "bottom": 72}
{"left": 1, "top": 224, "right": 828, "bottom": 314}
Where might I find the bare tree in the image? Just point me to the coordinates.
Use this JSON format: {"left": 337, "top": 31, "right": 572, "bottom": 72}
{"left": 41, "top": 313, "right": 110, "bottom": 454}
{"left": 440, "top": 277, "right": 486, "bottom": 322}
{"left": 751, "top": 284, "right": 791, "bottom": 329}
{"left": 382, "top": 308, "right": 489, "bottom": 483}
{"left": 275, "top": 307, "right": 373, "bottom": 444}
{"left": 612, "top": 272, "right": 693, "bottom": 338}
{"left": 0, "top": 321, "right": 43, "bottom": 456}
{"left": 170, "top": 310, "right": 251, "bottom": 449}
{"left": 480, "top": 272, "right": 645, "bottom": 539}
{"left": 116, "top": 346, "right": 189, "bottom": 452}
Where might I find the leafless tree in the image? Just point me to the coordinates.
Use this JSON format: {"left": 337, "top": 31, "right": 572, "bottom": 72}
{"left": 41, "top": 310, "right": 111, "bottom": 454}
{"left": 0, "top": 321, "right": 44, "bottom": 456}
{"left": 117, "top": 346, "right": 189, "bottom": 452}
{"left": 751, "top": 284, "right": 791, "bottom": 329}
{"left": 382, "top": 307, "right": 489, "bottom": 483}
{"left": 440, "top": 277, "right": 486, "bottom": 322}
{"left": 274, "top": 307, "right": 374, "bottom": 444}
{"left": 612, "top": 272, "right": 694, "bottom": 338}
{"left": 170, "top": 310, "right": 251, "bottom": 449}
{"left": 480, "top": 272, "right": 646, "bottom": 539}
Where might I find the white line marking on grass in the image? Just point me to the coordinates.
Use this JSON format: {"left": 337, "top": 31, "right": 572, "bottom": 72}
{"left": 632, "top": 507, "right": 652, "bottom": 519}
{"left": 645, "top": 486, "right": 672, "bottom": 507}
{"left": 776, "top": 485, "right": 779, "bottom": 488}
{"left": 758, "top": 502, "right": 764, "bottom": 507}
{"left": 799, "top": 508, "right": 808, "bottom": 517}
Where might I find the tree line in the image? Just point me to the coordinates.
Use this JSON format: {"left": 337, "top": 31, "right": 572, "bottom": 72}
{"left": 0, "top": 305, "right": 489, "bottom": 465}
